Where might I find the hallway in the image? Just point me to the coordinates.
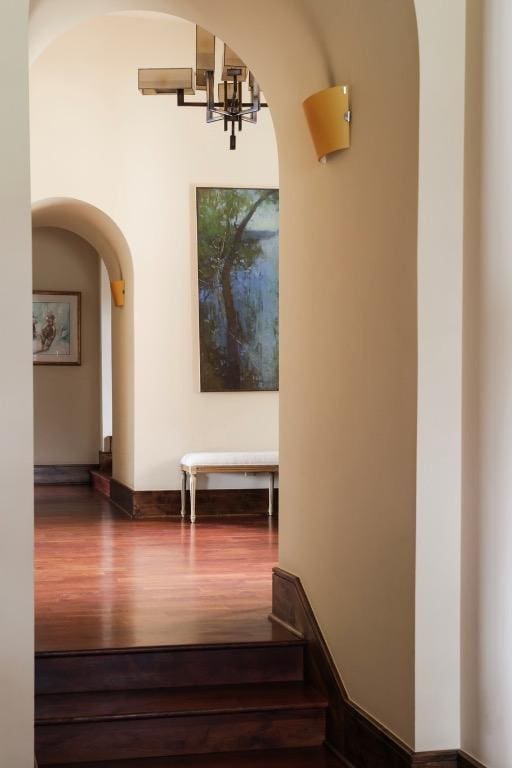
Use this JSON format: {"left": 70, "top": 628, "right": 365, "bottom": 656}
{"left": 35, "top": 486, "right": 279, "bottom": 651}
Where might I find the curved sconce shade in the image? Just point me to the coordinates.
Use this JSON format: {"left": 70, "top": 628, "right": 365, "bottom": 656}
{"left": 111, "top": 280, "right": 125, "bottom": 307}
{"left": 303, "top": 85, "right": 351, "bottom": 162}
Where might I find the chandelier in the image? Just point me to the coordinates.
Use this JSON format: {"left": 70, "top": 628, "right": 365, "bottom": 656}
{"left": 138, "top": 27, "right": 267, "bottom": 150}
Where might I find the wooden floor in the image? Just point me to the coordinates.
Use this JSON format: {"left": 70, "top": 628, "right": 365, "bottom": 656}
{"left": 35, "top": 486, "right": 279, "bottom": 652}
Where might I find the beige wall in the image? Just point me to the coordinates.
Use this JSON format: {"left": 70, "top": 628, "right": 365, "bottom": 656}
{"left": 27, "top": 0, "right": 420, "bottom": 746}
{"left": 461, "top": 1, "right": 512, "bottom": 765}
{"left": 414, "top": 0, "right": 466, "bottom": 751}
{"left": 278, "top": 0, "right": 419, "bottom": 746}
{"left": 0, "top": 3, "right": 33, "bottom": 766}
{"left": 30, "top": 13, "right": 279, "bottom": 491}
{"left": 33, "top": 227, "right": 102, "bottom": 464}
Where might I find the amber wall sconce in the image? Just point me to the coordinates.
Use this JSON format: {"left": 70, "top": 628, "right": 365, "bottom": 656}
{"left": 303, "top": 85, "right": 351, "bottom": 162}
{"left": 110, "top": 280, "right": 125, "bottom": 307}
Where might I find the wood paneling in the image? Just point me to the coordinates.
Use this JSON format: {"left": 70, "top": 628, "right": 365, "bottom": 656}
{"left": 411, "top": 752, "right": 458, "bottom": 767}
{"left": 133, "top": 489, "right": 181, "bottom": 518}
{"left": 90, "top": 470, "right": 110, "bottom": 497}
{"left": 35, "top": 465, "right": 97, "bottom": 485}
{"left": 108, "top": 478, "right": 278, "bottom": 519}
{"left": 458, "top": 753, "right": 487, "bottom": 768}
{"left": 109, "top": 478, "right": 133, "bottom": 516}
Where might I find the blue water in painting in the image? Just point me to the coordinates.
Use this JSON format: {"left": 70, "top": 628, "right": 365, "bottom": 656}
{"left": 199, "top": 231, "right": 278, "bottom": 390}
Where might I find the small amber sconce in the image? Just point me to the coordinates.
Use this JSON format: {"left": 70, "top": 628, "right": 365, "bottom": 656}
{"left": 111, "top": 280, "right": 125, "bottom": 307}
{"left": 303, "top": 85, "right": 351, "bottom": 162}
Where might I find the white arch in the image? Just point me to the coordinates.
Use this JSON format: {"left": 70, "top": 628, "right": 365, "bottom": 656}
{"left": 32, "top": 196, "right": 135, "bottom": 487}
{"left": 32, "top": 196, "right": 130, "bottom": 284}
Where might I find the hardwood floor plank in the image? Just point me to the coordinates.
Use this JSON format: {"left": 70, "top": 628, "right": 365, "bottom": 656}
{"left": 35, "top": 486, "right": 279, "bottom": 651}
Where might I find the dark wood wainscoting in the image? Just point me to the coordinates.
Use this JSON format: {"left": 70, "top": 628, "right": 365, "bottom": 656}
{"left": 35, "top": 464, "right": 97, "bottom": 485}
{"left": 458, "top": 753, "right": 487, "bottom": 768}
{"left": 412, "top": 753, "right": 458, "bottom": 768}
{"left": 108, "top": 477, "right": 278, "bottom": 519}
{"left": 271, "top": 568, "right": 486, "bottom": 768}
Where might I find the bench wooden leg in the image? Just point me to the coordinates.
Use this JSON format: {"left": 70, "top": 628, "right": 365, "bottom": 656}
{"left": 190, "top": 473, "right": 197, "bottom": 524}
{"left": 268, "top": 472, "right": 275, "bottom": 516}
{"left": 180, "top": 470, "right": 187, "bottom": 518}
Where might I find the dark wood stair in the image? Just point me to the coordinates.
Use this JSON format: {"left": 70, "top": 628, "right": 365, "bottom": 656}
{"left": 38, "top": 746, "right": 344, "bottom": 767}
{"left": 35, "top": 635, "right": 345, "bottom": 766}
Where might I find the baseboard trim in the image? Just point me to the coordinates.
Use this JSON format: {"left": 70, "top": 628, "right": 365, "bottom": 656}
{"left": 109, "top": 478, "right": 278, "bottom": 519}
{"left": 271, "top": 567, "right": 487, "bottom": 768}
{"left": 34, "top": 464, "right": 97, "bottom": 485}
{"left": 268, "top": 612, "right": 305, "bottom": 639}
{"left": 411, "top": 752, "right": 458, "bottom": 767}
{"left": 458, "top": 752, "right": 487, "bottom": 768}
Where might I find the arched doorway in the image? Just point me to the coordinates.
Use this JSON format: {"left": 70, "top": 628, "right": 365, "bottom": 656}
{"left": 0, "top": 2, "right": 423, "bottom": 763}
{"left": 32, "top": 197, "right": 134, "bottom": 485}
{"left": 28, "top": 0, "right": 420, "bottom": 747}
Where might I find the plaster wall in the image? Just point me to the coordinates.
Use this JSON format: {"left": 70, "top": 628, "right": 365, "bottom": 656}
{"left": 33, "top": 227, "right": 102, "bottom": 464}
{"left": 29, "top": 13, "right": 279, "bottom": 491}
{"left": 0, "top": 3, "right": 33, "bottom": 766}
{"left": 27, "top": 0, "right": 420, "bottom": 746}
{"left": 277, "top": 0, "right": 419, "bottom": 746}
{"left": 461, "top": 1, "right": 512, "bottom": 765}
{"left": 414, "top": 0, "right": 466, "bottom": 750}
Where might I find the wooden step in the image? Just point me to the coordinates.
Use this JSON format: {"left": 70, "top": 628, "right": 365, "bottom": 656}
{"left": 38, "top": 745, "right": 347, "bottom": 767}
{"left": 36, "top": 639, "right": 304, "bottom": 694}
{"left": 90, "top": 469, "right": 111, "bottom": 498}
{"left": 35, "top": 683, "right": 327, "bottom": 764}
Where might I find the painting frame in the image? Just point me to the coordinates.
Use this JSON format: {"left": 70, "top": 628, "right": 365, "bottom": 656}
{"left": 195, "top": 185, "right": 279, "bottom": 393}
{"left": 32, "top": 290, "right": 81, "bottom": 366}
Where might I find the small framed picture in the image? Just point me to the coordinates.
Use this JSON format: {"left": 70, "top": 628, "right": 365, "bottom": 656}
{"left": 32, "top": 291, "right": 81, "bottom": 366}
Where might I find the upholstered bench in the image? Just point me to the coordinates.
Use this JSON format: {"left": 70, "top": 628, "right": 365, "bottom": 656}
{"left": 180, "top": 451, "right": 279, "bottom": 523}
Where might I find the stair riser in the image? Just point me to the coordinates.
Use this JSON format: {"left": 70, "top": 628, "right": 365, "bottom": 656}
{"left": 36, "top": 710, "right": 326, "bottom": 764}
{"left": 36, "top": 645, "right": 304, "bottom": 694}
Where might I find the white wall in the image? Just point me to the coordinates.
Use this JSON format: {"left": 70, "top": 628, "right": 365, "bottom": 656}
{"left": 33, "top": 227, "right": 102, "bottom": 464}
{"left": 0, "top": 3, "right": 33, "bottom": 766}
{"left": 414, "top": 0, "right": 466, "bottom": 751}
{"left": 30, "top": 13, "right": 279, "bottom": 491}
{"left": 100, "top": 260, "right": 113, "bottom": 441}
{"left": 461, "top": 1, "right": 512, "bottom": 765}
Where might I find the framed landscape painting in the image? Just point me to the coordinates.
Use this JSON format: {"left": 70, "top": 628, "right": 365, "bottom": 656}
{"left": 196, "top": 186, "right": 279, "bottom": 392}
{"left": 33, "top": 291, "right": 81, "bottom": 365}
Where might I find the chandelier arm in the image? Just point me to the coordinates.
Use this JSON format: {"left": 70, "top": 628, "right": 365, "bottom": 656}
{"left": 176, "top": 91, "right": 268, "bottom": 110}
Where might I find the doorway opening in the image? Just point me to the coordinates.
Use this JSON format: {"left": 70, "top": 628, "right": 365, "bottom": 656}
{"left": 31, "top": 11, "right": 280, "bottom": 653}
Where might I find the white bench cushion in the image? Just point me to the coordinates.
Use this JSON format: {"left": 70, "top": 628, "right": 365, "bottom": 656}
{"left": 181, "top": 451, "right": 278, "bottom": 468}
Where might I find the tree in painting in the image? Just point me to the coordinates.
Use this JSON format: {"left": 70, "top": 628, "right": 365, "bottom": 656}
{"left": 197, "top": 187, "right": 279, "bottom": 391}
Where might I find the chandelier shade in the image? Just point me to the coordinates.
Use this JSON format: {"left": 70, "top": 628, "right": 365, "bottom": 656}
{"left": 138, "top": 68, "right": 194, "bottom": 95}
{"left": 138, "top": 26, "right": 267, "bottom": 150}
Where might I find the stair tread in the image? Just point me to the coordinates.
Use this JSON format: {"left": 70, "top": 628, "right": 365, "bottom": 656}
{"left": 35, "top": 629, "right": 304, "bottom": 656}
{"left": 36, "top": 682, "right": 327, "bottom": 724}
{"left": 39, "top": 746, "right": 346, "bottom": 767}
